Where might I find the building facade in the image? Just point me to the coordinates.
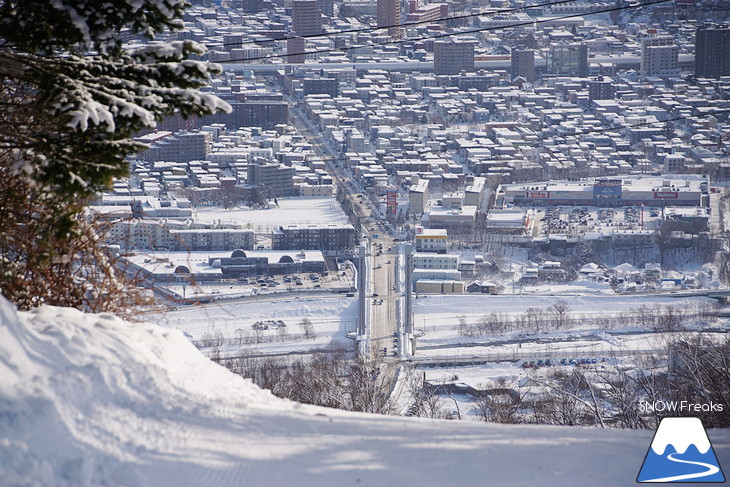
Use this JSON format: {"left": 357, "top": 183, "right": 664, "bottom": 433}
{"left": 286, "top": 36, "right": 306, "bottom": 63}
{"left": 246, "top": 161, "right": 295, "bottom": 196}
{"left": 588, "top": 77, "right": 615, "bottom": 100}
{"left": 546, "top": 43, "right": 588, "bottom": 77}
{"left": 433, "top": 40, "right": 475, "bottom": 75}
{"left": 414, "top": 227, "right": 447, "bottom": 253}
{"left": 291, "top": 0, "right": 322, "bottom": 36}
{"left": 376, "top": 0, "right": 401, "bottom": 37}
{"left": 640, "top": 35, "right": 679, "bottom": 77}
{"left": 272, "top": 223, "right": 356, "bottom": 251}
{"left": 695, "top": 26, "right": 730, "bottom": 78}
{"left": 510, "top": 49, "right": 535, "bottom": 82}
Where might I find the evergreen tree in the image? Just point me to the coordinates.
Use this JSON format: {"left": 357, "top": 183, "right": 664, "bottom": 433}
{"left": 0, "top": 0, "right": 230, "bottom": 310}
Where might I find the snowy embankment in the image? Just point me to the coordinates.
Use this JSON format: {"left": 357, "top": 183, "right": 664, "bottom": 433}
{"left": 1, "top": 296, "right": 728, "bottom": 487}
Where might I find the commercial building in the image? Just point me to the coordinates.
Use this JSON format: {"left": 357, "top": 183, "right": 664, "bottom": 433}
{"left": 412, "top": 253, "right": 459, "bottom": 270}
{"left": 272, "top": 223, "right": 356, "bottom": 251}
{"left": 406, "top": 3, "right": 447, "bottom": 23}
{"left": 433, "top": 40, "right": 475, "bottom": 75}
{"left": 246, "top": 160, "right": 295, "bottom": 196}
{"left": 486, "top": 208, "right": 534, "bottom": 233}
{"left": 108, "top": 219, "right": 255, "bottom": 252}
{"left": 414, "top": 227, "right": 448, "bottom": 253}
{"left": 291, "top": 0, "right": 322, "bottom": 36}
{"left": 546, "top": 43, "right": 588, "bottom": 77}
{"left": 422, "top": 205, "right": 478, "bottom": 228}
{"left": 464, "top": 176, "right": 487, "bottom": 207}
{"left": 695, "top": 26, "right": 730, "bottom": 78}
{"left": 286, "top": 36, "right": 306, "bottom": 63}
{"left": 497, "top": 175, "right": 708, "bottom": 208}
{"left": 303, "top": 77, "right": 339, "bottom": 97}
{"left": 588, "top": 77, "right": 615, "bottom": 100}
{"left": 409, "top": 177, "right": 429, "bottom": 213}
{"left": 209, "top": 102, "right": 288, "bottom": 129}
{"left": 640, "top": 35, "right": 679, "bottom": 77}
{"left": 136, "top": 131, "right": 210, "bottom": 163}
{"left": 376, "top": 0, "right": 401, "bottom": 37}
{"left": 415, "top": 279, "right": 464, "bottom": 294}
{"left": 510, "top": 49, "right": 535, "bottom": 82}
{"left": 317, "top": 0, "right": 334, "bottom": 16}
{"left": 124, "top": 249, "right": 326, "bottom": 283}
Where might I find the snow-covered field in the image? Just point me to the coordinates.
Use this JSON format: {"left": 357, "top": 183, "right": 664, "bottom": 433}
{"left": 413, "top": 294, "right": 727, "bottom": 359}
{"left": 156, "top": 295, "right": 358, "bottom": 357}
{"left": 3, "top": 296, "right": 729, "bottom": 487}
{"left": 193, "top": 197, "right": 349, "bottom": 232}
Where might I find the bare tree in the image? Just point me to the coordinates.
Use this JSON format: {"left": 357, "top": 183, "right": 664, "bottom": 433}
{"left": 299, "top": 318, "right": 316, "bottom": 339}
{"left": 549, "top": 300, "right": 571, "bottom": 330}
{"left": 347, "top": 355, "right": 395, "bottom": 414}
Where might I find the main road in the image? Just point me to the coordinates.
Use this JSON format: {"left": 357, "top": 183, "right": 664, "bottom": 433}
{"left": 284, "top": 84, "right": 402, "bottom": 362}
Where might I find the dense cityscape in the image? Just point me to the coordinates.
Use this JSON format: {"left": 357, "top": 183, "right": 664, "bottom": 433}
{"left": 2, "top": 0, "right": 730, "bottom": 485}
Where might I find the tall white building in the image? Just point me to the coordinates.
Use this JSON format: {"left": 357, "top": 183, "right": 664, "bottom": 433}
{"left": 640, "top": 36, "right": 679, "bottom": 77}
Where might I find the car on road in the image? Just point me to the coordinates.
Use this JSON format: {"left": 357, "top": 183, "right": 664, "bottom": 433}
{"left": 372, "top": 293, "right": 379, "bottom": 297}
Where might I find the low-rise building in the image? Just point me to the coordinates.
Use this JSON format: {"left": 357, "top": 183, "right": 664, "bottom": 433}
{"left": 107, "top": 219, "right": 255, "bottom": 252}
{"left": 123, "top": 249, "right": 326, "bottom": 283}
{"left": 415, "top": 279, "right": 464, "bottom": 294}
{"left": 272, "top": 223, "right": 356, "bottom": 251}
{"left": 412, "top": 252, "right": 459, "bottom": 270}
{"left": 414, "top": 227, "right": 448, "bottom": 253}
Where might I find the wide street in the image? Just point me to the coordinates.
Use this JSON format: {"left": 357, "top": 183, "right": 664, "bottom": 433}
{"left": 284, "top": 84, "right": 402, "bottom": 362}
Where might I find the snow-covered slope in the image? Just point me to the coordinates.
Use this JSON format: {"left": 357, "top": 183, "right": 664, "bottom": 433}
{"left": 1, "top": 296, "right": 728, "bottom": 487}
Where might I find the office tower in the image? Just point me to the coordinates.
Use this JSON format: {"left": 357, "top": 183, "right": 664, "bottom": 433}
{"left": 292, "top": 0, "right": 322, "bottom": 36}
{"left": 510, "top": 48, "right": 535, "bottom": 82}
{"left": 433, "top": 40, "right": 475, "bottom": 75}
{"left": 588, "top": 77, "right": 615, "bottom": 100}
{"left": 377, "top": 0, "right": 401, "bottom": 38}
{"left": 640, "top": 35, "right": 679, "bottom": 77}
{"left": 286, "top": 36, "right": 305, "bottom": 63}
{"left": 695, "top": 26, "right": 730, "bottom": 78}
{"left": 317, "top": 0, "right": 334, "bottom": 16}
{"left": 546, "top": 43, "right": 588, "bottom": 77}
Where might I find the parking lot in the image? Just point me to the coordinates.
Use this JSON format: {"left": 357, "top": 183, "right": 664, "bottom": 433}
{"left": 534, "top": 205, "right": 665, "bottom": 236}
{"left": 165, "top": 266, "right": 356, "bottom": 302}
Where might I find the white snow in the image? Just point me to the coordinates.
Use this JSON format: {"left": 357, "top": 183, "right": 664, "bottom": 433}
{"left": 156, "top": 295, "right": 357, "bottom": 356}
{"left": 651, "top": 417, "right": 712, "bottom": 455}
{"left": 193, "top": 198, "right": 349, "bottom": 232}
{"left": 2, "top": 295, "right": 728, "bottom": 486}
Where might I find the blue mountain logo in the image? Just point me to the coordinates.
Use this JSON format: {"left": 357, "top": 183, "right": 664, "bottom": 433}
{"left": 637, "top": 417, "right": 725, "bottom": 483}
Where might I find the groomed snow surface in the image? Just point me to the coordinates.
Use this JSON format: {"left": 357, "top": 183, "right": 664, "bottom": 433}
{"left": 1, "top": 296, "right": 728, "bottom": 487}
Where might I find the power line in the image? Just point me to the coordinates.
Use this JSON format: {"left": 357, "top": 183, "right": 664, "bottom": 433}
{"left": 223, "top": 0, "right": 602, "bottom": 47}
{"left": 220, "top": 0, "right": 672, "bottom": 63}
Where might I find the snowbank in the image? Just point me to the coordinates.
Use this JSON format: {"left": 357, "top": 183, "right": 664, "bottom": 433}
{"left": 1, "top": 297, "right": 728, "bottom": 487}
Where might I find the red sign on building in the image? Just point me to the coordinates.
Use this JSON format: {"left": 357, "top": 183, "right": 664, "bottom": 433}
{"left": 386, "top": 190, "right": 398, "bottom": 215}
